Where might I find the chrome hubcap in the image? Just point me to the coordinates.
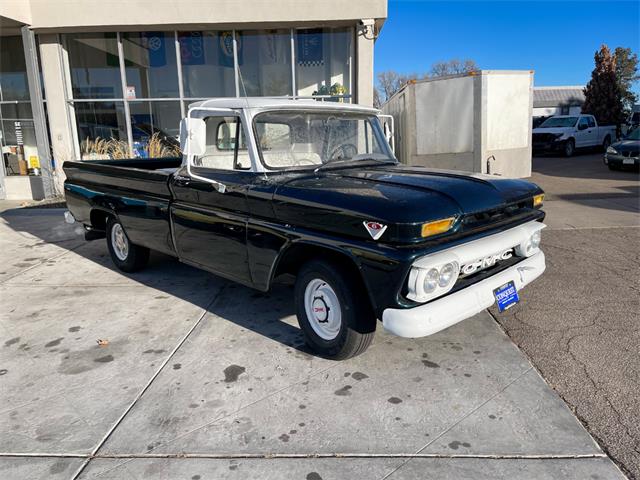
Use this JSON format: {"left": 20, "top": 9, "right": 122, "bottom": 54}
{"left": 304, "top": 278, "right": 341, "bottom": 340}
{"left": 111, "top": 223, "right": 129, "bottom": 261}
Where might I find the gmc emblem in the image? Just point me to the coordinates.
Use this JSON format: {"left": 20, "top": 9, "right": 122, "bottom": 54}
{"left": 460, "top": 249, "right": 513, "bottom": 276}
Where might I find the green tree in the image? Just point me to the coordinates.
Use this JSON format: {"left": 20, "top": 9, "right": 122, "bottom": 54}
{"left": 582, "top": 45, "right": 626, "bottom": 129}
{"left": 613, "top": 47, "right": 639, "bottom": 115}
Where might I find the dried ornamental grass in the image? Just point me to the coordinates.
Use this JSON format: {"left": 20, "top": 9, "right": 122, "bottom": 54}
{"left": 146, "top": 132, "right": 181, "bottom": 158}
{"left": 81, "top": 135, "right": 180, "bottom": 159}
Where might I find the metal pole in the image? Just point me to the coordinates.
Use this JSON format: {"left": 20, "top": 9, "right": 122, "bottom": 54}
{"left": 233, "top": 30, "right": 240, "bottom": 97}
{"left": 174, "top": 31, "right": 186, "bottom": 118}
{"left": 117, "top": 32, "right": 134, "bottom": 156}
{"left": 21, "top": 26, "right": 55, "bottom": 198}
{"left": 290, "top": 29, "right": 296, "bottom": 98}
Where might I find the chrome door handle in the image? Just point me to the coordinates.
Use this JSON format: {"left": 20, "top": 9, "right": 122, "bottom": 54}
{"left": 174, "top": 175, "right": 191, "bottom": 187}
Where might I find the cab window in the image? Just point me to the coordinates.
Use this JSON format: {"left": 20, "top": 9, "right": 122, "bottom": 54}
{"left": 194, "top": 116, "right": 250, "bottom": 170}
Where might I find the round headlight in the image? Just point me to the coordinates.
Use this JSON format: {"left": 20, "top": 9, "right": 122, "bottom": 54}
{"left": 438, "top": 262, "right": 457, "bottom": 287}
{"left": 423, "top": 268, "right": 439, "bottom": 293}
{"left": 530, "top": 230, "right": 541, "bottom": 250}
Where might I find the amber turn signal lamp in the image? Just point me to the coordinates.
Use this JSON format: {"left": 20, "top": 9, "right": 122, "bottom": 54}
{"left": 533, "top": 194, "right": 544, "bottom": 207}
{"left": 421, "top": 217, "right": 456, "bottom": 238}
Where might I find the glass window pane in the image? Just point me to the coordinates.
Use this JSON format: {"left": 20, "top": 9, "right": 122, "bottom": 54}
{"left": 254, "top": 111, "right": 392, "bottom": 169}
{"left": 295, "top": 28, "right": 352, "bottom": 102}
{"left": 122, "top": 32, "right": 179, "bottom": 98}
{"left": 196, "top": 116, "right": 250, "bottom": 170}
{"left": 129, "top": 101, "right": 181, "bottom": 157}
{"left": 179, "top": 31, "right": 236, "bottom": 98}
{"left": 0, "top": 36, "right": 30, "bottom": 101}
{"left": 1, "top": 105, "right": 38, "bottom": 176}
{"left": 74, "top": 101, "right": 128, "bottom": 159}
{"left": 238, "top": 30, "right": 292, "bottom": 97}
{"left": 65, "top": 33, "right": 122, "bottom": 99}
{"left": 0, "top": 103, "right": 33, "bottom": 120}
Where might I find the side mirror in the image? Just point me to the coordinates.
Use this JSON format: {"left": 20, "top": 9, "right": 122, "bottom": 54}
{"left": 179, "top": 117, "right": 206, "bottom": 156}
{"left": 577, "top": 123, "right": 587, "bottom": 131}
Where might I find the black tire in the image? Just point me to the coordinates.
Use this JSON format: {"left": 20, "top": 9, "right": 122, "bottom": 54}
{"left": 106, "top": 217, "right": 149, "bottom": 273}
{"left": 294, "top": 260, "right": 375, "bottom": 360}
{"left": 564, "top": 139, "right": 575, "bottom": 157}
{"left": 602, "top": 136, "right": 611, "bottom": 152}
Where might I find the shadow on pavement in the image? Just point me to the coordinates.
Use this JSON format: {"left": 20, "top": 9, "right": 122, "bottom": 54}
{"left": 532, "top": 153, "right": 640, "bottom": 181}
{"left": 0, "top": 207, "right": 311, "bottom": 356}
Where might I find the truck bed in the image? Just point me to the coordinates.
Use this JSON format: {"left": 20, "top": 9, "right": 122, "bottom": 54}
{"left": 63, "top": 157, "right": 182, "bottom": 255}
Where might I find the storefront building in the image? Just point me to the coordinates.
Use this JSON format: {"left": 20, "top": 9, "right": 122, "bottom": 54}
{"left": 0, "top": 0, "right": 387, "bottom": 200}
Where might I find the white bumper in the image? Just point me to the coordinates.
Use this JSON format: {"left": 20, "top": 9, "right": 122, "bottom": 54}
{"left": 382, "top": 250, "right": 546, "bottom": 338}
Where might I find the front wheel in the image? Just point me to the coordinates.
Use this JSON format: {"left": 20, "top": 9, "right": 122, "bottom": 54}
{"left": 564, "top": 139, "right": 575, "bottom": 157}
{"left": 294, "top": 260, "right": 375, "bottom": 360}
{"left": 106, "top": 217, "right": 149, "bottom": 272}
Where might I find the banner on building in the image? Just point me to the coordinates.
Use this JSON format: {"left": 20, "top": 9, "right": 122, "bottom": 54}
{"left": 297, "top": 29, "right": 323, "bottom": 66}
{"left": 179, "top": 32, "right": 205, "bottom": 66}
{"left": 143, "top": 32, "right": 166, "bottom": 67}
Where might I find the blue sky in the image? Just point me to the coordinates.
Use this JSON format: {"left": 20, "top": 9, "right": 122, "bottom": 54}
{"left": 375, "top": 0, "right": 640, "bottom": 94}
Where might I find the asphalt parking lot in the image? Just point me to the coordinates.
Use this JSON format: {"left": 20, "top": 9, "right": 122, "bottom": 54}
{"left": 0, "top": 152, "right": 635, "bottom": 479}
{"left": 492, "top": 152, "right": 640, "bottom": 479}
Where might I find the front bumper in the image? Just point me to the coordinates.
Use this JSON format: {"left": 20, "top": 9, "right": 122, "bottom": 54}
{"left": 533, "top": 139, "right": 564, "bottom": 152}
{"left": 604, "top": 153, "right": 639, "bottom": 168}
{"left": 382, "top": 250, "right": 546, "bottom": 338}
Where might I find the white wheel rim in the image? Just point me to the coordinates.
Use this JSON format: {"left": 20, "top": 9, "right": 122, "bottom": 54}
{"left": 304, "top": 278, "right": 342, "bottom": 341}
{"left": 111, "top": 223, "right": 129, "bottom": 261}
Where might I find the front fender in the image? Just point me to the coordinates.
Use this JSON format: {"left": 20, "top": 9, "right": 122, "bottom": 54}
{"left": 248, "top": 220, "right": 411, "bottom": 316}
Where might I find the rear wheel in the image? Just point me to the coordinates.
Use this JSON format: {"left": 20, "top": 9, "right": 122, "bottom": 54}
{"left": 602, "top": 136, "right": 611, "bottom": 152}
{"left": 106, "top": 217, "right": 149, "bottom": 272}
{"left": 294, "top": 260, "right": 375, "bottom": 360}
{"left": 564, "top": 139, "right": 575, "bottom": 157}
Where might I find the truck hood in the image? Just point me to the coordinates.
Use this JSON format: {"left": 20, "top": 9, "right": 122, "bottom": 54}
{"left": 272, "top": 164, "right": 543, "bottom": 243}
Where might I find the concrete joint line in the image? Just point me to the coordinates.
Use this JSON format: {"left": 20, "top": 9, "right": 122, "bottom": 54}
{"left": 69, "top": 286, "right": 227, "bottom": 480}
{"left": 380, "top": 366, "right": 534, "bottom": 480}
{"left": 0, "top": 453, "right": 609, "bottom": 460}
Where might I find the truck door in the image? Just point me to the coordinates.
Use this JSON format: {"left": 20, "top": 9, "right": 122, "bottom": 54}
{"left": 585, "top": 116, "right": 598, "bottom": 145}
{"left": 575, "top": 116, "right": 591, "bottom": 147}
{"left": 170, "top": 114, "right": 253, "bottom": 285}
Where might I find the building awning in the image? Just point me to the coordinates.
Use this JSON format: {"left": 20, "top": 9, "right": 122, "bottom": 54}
{"left": 533, "top": 87, "right": 585, "bottom": 108}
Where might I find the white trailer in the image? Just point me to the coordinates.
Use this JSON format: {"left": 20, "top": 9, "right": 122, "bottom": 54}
{"left": 382, "top": 70, "right": 534, "bottom": 178}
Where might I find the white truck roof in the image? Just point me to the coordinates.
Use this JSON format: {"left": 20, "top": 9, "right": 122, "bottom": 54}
{"left": 188, "top": 97, "right": 380, "bottom": 115}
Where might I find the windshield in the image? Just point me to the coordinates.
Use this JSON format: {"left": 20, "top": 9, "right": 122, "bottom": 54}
{"left": 253, "top": 111, "right": 395, "bottom": 170}
{"left": 625, "top": 127, "right": 640, "bottom": 140}
{"left": 538, "top": 116, "right": 578, "bottom": 128}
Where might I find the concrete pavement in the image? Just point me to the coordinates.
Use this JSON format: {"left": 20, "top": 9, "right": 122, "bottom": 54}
{"left": 492, "top": 152, "right": 640, "bottom": 479}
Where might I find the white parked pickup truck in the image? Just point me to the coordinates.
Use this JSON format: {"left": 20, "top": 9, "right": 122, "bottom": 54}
{"left": 532, "top": 114, "right": 616, "bottom": 157}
